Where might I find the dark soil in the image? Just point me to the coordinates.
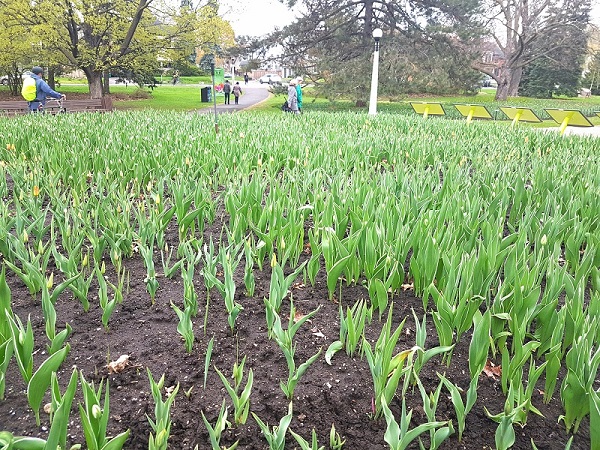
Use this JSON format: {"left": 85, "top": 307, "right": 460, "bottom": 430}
{"left": 0, "top": 214, "right": 591, "bottom": 450}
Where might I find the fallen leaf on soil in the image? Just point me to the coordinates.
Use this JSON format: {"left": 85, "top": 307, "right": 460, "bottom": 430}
{"left": 483, "top": 360, "right": 501, "bottom": 379}
{"left": 401, "top": 282, "right": 414, "bottom": 291}
{"left": 294, "top": 310, "right": 311, "bottom": 324}
{"left": 292, "top": 282, "right": 305, "bottom": 290}
{"left": 303, "top": 243, "right": 311, "bottom": 254}
{"left": 166, "top": 385, "right": 176, "bottom": 397}
{"left": 311, "top": 327, "right": 326, "bottom": 338}
{"left": 107, "top": 354, "right": 130, "bottom": 374}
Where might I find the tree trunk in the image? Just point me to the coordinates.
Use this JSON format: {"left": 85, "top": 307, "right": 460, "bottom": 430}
{"left": 494, "top": 65, "right": 523, "bottom": 101}
{"left": 85, "top": 70, "right": 104, "bottom": 99}
{"left": 102, "top": 70, "right": 110, "bottom": 94}
{"left": 47, "top": 68, "right": 57, "bottom": 91}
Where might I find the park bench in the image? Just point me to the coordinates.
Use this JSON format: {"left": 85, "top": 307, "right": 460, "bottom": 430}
{"left": 62, "top": 97, "right": 113, "bottom": 112}
{"left": 0, "top": 97, "right": 113, "bottom": 116}
{"left": 0, "top": 102, "right": 28, "bottom": 116}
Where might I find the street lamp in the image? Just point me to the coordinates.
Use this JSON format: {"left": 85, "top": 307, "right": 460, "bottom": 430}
{"left": 368, "top": 28, "right": 383, "bottom": 116}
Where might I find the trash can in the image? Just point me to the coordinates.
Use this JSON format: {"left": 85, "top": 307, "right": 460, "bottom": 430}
{"left": 201, "top": 86, "right": 212, "bottom": 102}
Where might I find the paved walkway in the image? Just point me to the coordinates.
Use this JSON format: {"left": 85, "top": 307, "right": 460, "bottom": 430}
{"left": 543, "top": 126, "right": 600, "bottom": 138}
{"left": 196, "top": 81, "right": 272, "bottom": 114}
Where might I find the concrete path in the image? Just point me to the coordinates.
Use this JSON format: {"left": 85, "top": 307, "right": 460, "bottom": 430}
{"left": 196, "top": 81, "right": 272, "bottom": 114}
{"left": 543, "top": 126, "right": 600, "bottom": 138}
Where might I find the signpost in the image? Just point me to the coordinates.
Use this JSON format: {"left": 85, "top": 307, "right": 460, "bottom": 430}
{"left": 410, "top": 102, "right": 446, "bottom": 119}
{"left": 211, "top": 62, "right": 218, "bottom": 134}
{"left": 453, "top": 104, "right": 493, "bottom": 124}
{"left": 499, "top": 107, "right": 542, "bottom": 127}
{"left": 544, "top": 109, "right": 593, "bottom": 135}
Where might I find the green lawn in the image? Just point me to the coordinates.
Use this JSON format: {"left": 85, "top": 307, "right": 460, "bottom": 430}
{"left": 4, "top": 79, "right": 600, "bottom": 126}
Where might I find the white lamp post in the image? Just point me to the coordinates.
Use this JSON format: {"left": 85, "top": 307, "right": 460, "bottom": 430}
{"left": 368, "top": 28, "right": 383, "bottom": 116}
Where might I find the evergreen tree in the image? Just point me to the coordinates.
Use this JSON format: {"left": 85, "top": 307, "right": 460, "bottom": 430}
{"left": 269, "top": 0, "right": 485, "bottom": 103}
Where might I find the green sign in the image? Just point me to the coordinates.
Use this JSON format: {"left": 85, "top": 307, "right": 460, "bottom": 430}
{"left": 214, "top": 68, "right": 224, "bottom": 90}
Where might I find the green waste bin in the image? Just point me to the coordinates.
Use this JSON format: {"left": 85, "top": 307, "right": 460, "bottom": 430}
{"left": 201, "top": 86, "right": 212, "bottom": 102}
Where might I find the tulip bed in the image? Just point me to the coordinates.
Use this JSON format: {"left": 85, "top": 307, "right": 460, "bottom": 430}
{"left": 0, "top": 111, "right": 598, "bottom": 450}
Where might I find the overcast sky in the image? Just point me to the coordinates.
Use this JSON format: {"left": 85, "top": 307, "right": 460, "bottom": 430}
{"left": 220, "top": 1, "right": 600, "bottom": 37}
{"left": 220, "top": 0, "right": 300, "bottom": 37}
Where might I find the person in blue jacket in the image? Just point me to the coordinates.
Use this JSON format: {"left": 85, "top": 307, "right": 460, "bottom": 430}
{"left": 28, "top": 66, "right": 65, "bottom": 112}
{"left": 295, "top": 77, "right": 303, "bottom": 113}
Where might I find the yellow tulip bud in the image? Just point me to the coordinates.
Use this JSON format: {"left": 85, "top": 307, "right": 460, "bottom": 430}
{"left": 271, "top": 253, "right": 277, "bottom": 268}
{"left": 46, "top": 272, "right": 54, "bottom": 290}
{"left": 155, "top": 430, "right": 167, "bottom": 447}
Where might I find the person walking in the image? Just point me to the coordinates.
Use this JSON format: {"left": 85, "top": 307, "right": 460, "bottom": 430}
{"left": 295, "top": 77, "right": 303, "bottom": 113}
{"left": 244, "top": 73, "right": 249, "bottom": 85}
{"left": 223, "top": 80, "right": 232, "bottom": 104}
{"left": 26, "top": 66, "right": 65, "bottom": 112}
{"left": 287, "top": 79, "right": 299, "bottom": 114}
{"left": 232, "top": 82, "right": 243, "bottom": 105}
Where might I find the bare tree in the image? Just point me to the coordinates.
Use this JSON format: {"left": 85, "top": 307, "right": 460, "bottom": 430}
{"left": 475, "top": 0, "right": 591, "bottom": 100}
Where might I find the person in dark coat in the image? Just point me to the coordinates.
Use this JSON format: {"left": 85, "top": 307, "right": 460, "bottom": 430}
{"left": 223, "top": 80, "right": 232, "bottom": 104}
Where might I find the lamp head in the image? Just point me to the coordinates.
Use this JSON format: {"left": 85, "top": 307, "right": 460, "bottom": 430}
{"left": 372, "top": 28, "right": 383, "bottom": 41}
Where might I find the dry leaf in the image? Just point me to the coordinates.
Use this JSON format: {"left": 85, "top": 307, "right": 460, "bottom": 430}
{"left": 483, "top": 360, "right": 501, "bottom": 379}
{"left": 294, "top": 310, "right": 313, "bottom": 324}
{"left": 166, "top": 385, "right": 176, "bottom": 397}
{"left": 401, "top": 283, "right": 414, "bottom": 291}
{"left": 311, "top": 328, "right": 326, "bottom": 339}
{"left": 292, "top": 282, "right": 305, "bottom": 290}
{"left": 107, "top": 354, "right": 130, "bottom": 374}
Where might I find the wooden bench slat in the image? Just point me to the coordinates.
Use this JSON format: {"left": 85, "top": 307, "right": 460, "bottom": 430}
{"left": 0, "top": 97, "right": 113, "bottom": 115}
